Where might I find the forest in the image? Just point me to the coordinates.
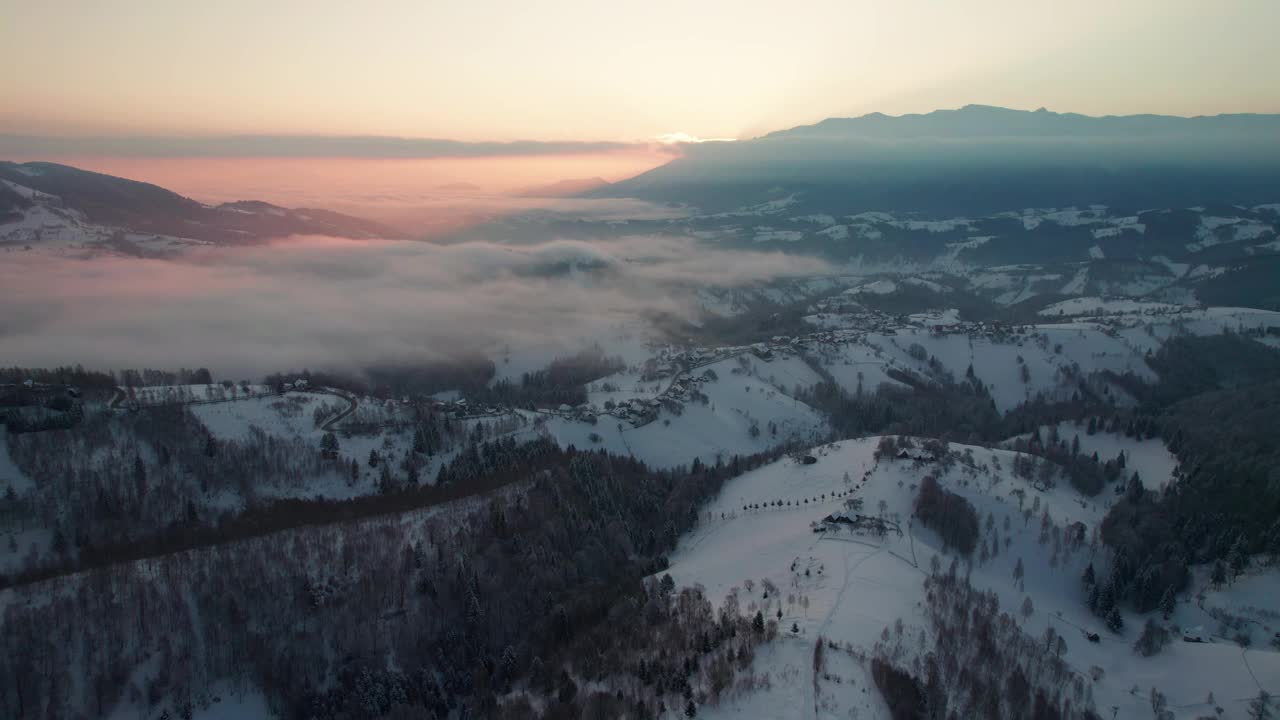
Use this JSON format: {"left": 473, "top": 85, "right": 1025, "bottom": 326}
{"left": 0, "top": 421, "right": 798, "bottom": 718}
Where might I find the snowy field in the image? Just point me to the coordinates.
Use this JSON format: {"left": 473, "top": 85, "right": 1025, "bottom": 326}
{"left": 541, "top": 355, "right": 829, "bottom": 469}
{"left": 664, "top": 437, "right": 1280, "bottom": 719}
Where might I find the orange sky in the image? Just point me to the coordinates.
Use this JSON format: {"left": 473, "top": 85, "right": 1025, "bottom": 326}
{"left": 3, "top": 150, "right": 672, "bottom": 207}
{"left": 3, "top": 0, "right": 1276, "bottom": 225}
{"left": 3, "top": 0, "right": 1277, "bottom": 144}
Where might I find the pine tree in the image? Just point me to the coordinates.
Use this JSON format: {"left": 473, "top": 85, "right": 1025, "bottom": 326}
{"left": 1105, "top": 606, "right": 1123, "bottom": 633}
{"left": 1159, "top": 586, "right": 1176, "bottom": 619}
{"left": 133, "top": 454, "right": 147, "bottom": 498}
{"left": 1126, "top": 473, "right": 1144, "bottom": 503}
{"left": 319, "top": 432, "right": 339, "bottom": 459}
{"left": 413, "top": 428, "right": 427, "bottom": 455}
{"left": 752, "top": 611, "right": 765, "bottom": 634}
{"left": 685, "top": 700, "right": 697, "bottom": 718}
{"left": 1249, "top": 690, "right": 1272, "bottom": 720}
{"left": 368, "top": 449, "right": 380, "bottom": 468}
{"left": 1211, "top": 560, "right": 1227, "bottom": 589}
{"left": 1098, "top": 583, "right": 1115, "bottom": 616}
{"left": 1229, "top": 535, "right": 1249, "bottom": 579}
{"left": 1082, "top": 562, "right": 1095, "bottom": 586}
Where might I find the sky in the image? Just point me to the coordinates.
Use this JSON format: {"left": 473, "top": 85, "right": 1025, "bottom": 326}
{"left": 2, "top": 0, "right": 1278, "bottom": 199}
{"left": 4, "top": 0, "right": 1278, "bottom": 142}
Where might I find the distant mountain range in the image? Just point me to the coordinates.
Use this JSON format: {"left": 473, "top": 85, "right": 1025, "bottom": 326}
{"left": 0, "top": 161, "right": 396, "bottom": 253}
{"left": 517, "top": 177, "right": 611, "bottom": 198}
{"left": 592, "top": 105, "right": 1280, "bottom": 214}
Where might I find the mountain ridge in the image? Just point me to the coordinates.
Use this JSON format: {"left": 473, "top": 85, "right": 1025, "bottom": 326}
{"left": 591, "top": 105, "right": 1280, "bottom": 214}
{"left": 0, "top": 160, "right": 398, "bottom": 249}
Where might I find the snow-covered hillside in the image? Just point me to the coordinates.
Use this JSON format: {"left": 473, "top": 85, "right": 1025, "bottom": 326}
{"left": 664, "top": 437, "right": 1280, "bottom": 719}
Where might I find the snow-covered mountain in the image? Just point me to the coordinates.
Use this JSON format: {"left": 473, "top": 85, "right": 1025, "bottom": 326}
{"left": 0, "top": 161, "right": 396, "bottom": 255}
{"left": 592, "top": 105, "right": 1280, "bottom": 215}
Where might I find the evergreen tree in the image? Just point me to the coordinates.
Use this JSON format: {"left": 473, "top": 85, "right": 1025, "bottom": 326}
{"left": 1211, "top": 560, "right": 1227, "bottom": 589}
{"left": 368, "top": 449, "right": 381, "bottom": 468}
{"left": 1082, "top": 562, "right": 1095, "bottom": 586}
{"left": 752, "top": 611, "right": 765, "bottom": 634}
{"left": 1126, "top": 473, "right": 1144, "bottom": 503}
{"left": 1249, "top": 690, "right": 1272, "bottom": 720}
{"left": 319, "top": 432, "right": 339, "bottom": 459}
{"left": 1159, "top": 586, "right": 1176, "bottom": 619}
{"left": 1105, "top": 606, "right": 1123, "bottom": 633}
{"left": 685, "top": 700, "right": 697, "bottom": 718}
{"left": 1229, "top": 535, "right": 1249, "bottom": 579}
{"left": 1097, "top": 583, "right": 1115, "bottom": 616}
{"left": 133, "top": 454, "right": 147, "bottom": 498}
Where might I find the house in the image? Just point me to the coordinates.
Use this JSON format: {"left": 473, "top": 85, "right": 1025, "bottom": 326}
{"left": 1182, "top": 626, "right": 1207, "bottom": 643}
{"left": 293, "top": 378, "right": 309, "bottom": 389}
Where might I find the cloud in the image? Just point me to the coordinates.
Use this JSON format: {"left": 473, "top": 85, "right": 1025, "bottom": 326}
{"left": 654, "top": 132, "right": 738, "bottom": 145}
{"left": 0, "top": 236, "right": 829, "bottom": 378}
{"left": 0, "top": 134, "right": 645, "bottom": 159}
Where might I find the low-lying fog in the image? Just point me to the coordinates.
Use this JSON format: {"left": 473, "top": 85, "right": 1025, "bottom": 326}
{"left": 0, "top": 235, "right": 829, "bottom": 378}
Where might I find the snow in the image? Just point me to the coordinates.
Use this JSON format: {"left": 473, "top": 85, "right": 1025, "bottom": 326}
{"left": 107, "top": 683, "right": 272, "bottom": 720}
{"left": 1088, "top": 244, "right": 1106, "bottom": 259}
{"left": 1150, "top": 255, "right": 1190, "bottom": 278}
{"left": 843, "top": 279, "right": 897, "bottom": 296}
{"left": 900, "top": 277, "right": 951, "bottom": 293}
{"left": 1187, "top": 216, "right": 1275, "bottom": 252}
{"left": 753, "top": 228, "right": 804, "bottom": 243}
{"left": 1, "top": 178, "right": 57, "bottom": 201}
{"left": 1197, "top": 567, "right": 1280, "bottom": 640}
{"left": 665, "top": 437, "right": 1279, "bottom": 719}
{"left": 127, "top": 384, "right": 272, "bottom": 406}
{"left": 541, "top": 355, "right": 828, "bottom": 469}
{"left": 896, "top": 218, "right": 972, "bottom": 233}
{"left": 811, "top": 343, "right": 907, "bottom": 395}
{"left": 793, "top": 214, "right": 836, "bottom": 226}
{"left": 1060, "top": 267, "right": 1089, "bottom": 295}
{"left": 816, "top": 224, "right": 849, "bottom": 241}
{"left": 586, "top": 368, "right": 665, "bottom": 407}
{"left": 870, "top": 326, "right": 1150, "bottom": 412}
{"left": 1038, "top": 297, "right": 1185, "bottom": 317}
{"left": 0, "top": 429, "right": 33, "bottom": 494}
{"left": 1016, "top": 421, "right": 1179, "bottom": 489}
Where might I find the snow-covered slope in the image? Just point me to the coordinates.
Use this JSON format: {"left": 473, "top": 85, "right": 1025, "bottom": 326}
{"left": 664, "top": 437, "right": 1280, "bottom": 719}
